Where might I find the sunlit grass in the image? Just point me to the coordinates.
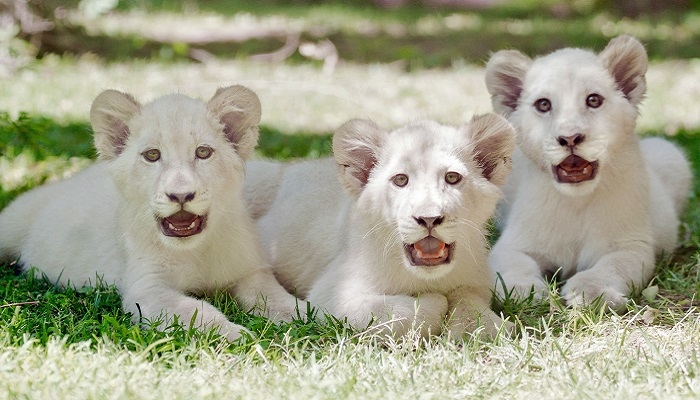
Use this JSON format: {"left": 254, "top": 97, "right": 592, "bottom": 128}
{"left": 0, "top": 4, "right": 699, "bottom": 396}
{"left": 1, "top": 111, "right": 698, "bottom": 398}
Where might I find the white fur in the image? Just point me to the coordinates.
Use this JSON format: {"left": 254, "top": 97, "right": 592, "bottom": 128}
{"left": 246, "top": 114, "right": 516, "bottom": 338}
{"left": 485, "top": 35, "right": 692, "bottom": 310}
{"left": 0, "top": 86, "right": 305, "bottom": 340}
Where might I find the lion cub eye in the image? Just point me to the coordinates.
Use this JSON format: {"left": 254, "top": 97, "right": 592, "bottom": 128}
{"left": 142, "top": 149, "right": 161, "bottom": 162}
{"left": 586, "top": 93, "right": 604, "bottom": 108}
{"left": 534, "top": 98, "right": 551, "bottom": 113}
{"left": 392, "top": 174, "right": 409, "bottom": 187}
{"left": 445, "top": 172, "right": 462, "bottom": 185}
{"left": 195, "top": 146, "right": 214, "bottom": 159}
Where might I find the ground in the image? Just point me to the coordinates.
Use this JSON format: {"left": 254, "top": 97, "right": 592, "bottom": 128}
{"left": 0, "top": 2, "right": 699, "bottom": 398}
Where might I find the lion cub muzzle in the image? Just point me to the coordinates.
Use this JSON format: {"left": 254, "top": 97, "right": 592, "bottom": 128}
{"left": 553, "top": 155, "right": 598, "bottom": 184}
{"left": 159, "top": 191, "right": 207, "bottom": 238}
{"left": 552, "top": 134, "right": 598, "bottom": 184}
{"left": 404, "top": 215, "right": 454, "bottom": 267}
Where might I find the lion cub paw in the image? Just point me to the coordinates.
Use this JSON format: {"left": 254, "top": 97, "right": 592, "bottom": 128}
{"left": 448, "top": 311, "right": 514, "bottom": 340}
{"left": 219, "top": 322, "right": 252, "bottom": 342}
{"left": 373, "top": 293, "right": 448, "bottom": 338}
{"left": 264, "top": 299, "right": 311, "bottom": 323}
{"left": 495, "top": 275, "right": 549, "bottom": 303}
{"left": 414, "top": 292, "right": 449, "bottom": 331}
{"left": 561, "top": 272, "right": 628, "bottom": 312}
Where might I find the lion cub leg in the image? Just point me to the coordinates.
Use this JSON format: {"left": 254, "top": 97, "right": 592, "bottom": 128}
{"left": 489, "top": 244, "right": 549, "bottom": 301}
{"left": 122, "top": 282, "right": 248, "bottom": 342}
{"left": 334, "top": 292, "right": 448, "bottom": 338}
{"left": 232, "top": 268, "right": 310, "bottom": 322}
{"left": 561, "top": 248, "right": 655, "bottom": 312}
{"left": 446, "top": 286, "right": 514, "bottom": 339}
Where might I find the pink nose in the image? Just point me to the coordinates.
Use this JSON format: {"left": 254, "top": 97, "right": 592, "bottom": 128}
{"left": 167, "top": 192, "right": 195, "bottom": 205}
{"left": 414, "top": 216, "right": 444, "bottom": 229}
{"left": 557, "top": 134, "right": 585, "bottom": 148}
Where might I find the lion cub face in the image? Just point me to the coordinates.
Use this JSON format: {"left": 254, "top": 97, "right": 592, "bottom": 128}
{"left": 485, "top": 35, "right": 648, "bottom": 196}
{"left": 333, "top": 115, "right": 515, "bottom": 280}
{"left": 90, "top": 86, "right": 261, "bottom": 248}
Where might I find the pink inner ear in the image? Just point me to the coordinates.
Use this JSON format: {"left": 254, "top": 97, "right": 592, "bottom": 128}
{"left": 353, "top": 156, "right": 376, "bottom": 186}
{"left": 467, "top": 114, "right": 515, "bottom": 185}
{"left": 346, "top": 145, "right": 378, "bottom": 187}
{"left": 495, "top": 71, "right": 523, "bottom": 111}
{"left": 108, "top": 116, "right": 130, "bottom": 156}
{"left": 220, "top": 111, "right": 245, "bottom": 145}
{"left": 609, "top": 59, "right": 642, "bottom": 101}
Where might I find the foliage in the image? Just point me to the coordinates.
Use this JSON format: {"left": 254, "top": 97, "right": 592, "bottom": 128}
{"left": 0, "top": 112, "right": 698, "bottom": 353}
{"left": 258, "top": 127, "right": 332, "bottom": 160}
{"left": 13, "top": 1, "right": 700, "bottom": 67}
{"left": 0, "top": 112, "right": 95, "bottom": 160}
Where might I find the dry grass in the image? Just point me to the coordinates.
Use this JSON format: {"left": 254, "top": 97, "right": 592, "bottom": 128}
{"left": 1, "top": 310, "right": 699, "bottom": 399}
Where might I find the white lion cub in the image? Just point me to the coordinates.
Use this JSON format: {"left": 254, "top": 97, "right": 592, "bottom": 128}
{"left": 485, "top": 35, "right": 692, "bottom": 310}
{"left": 246, "top": 114, "right": 516, "bottom": 338}
{"left": 0, "top": 86, "right": 305, "bottom": 340}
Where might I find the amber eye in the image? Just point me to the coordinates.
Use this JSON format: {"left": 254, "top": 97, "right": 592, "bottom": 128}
{"left": 142, "top": 149, "right": 161, "bottom": 162}
{"left": 445, "top": 172, "right": 462, "bottom": 185}
{"left": 586, "top": 93, "right": 604, "bottom": 108}
{"left": 534, "top": 98, "right": 551, "bottom": 113}
{"left": 392, "top": 174, "right": 409, "bottom": 187}
{"left": 196, "top": 146, "right": 213, "bottom": 159}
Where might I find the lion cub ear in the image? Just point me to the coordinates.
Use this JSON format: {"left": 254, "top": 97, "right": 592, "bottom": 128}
{"left": 484, "top": 50, "right": 532, "bottom": 116}
{"left": 599, "top": 35, "right": 648, "bottom": 107}
{"left": 467, "top": 113, "right": 516, "bottom": 186}
{"left": 90, "top": 90, "right": 141, "bottom": 161}
{"left": 207, "top": 85, "right": 262, "bottom": 161}
{"left": 333, "top": 119, "right": 385, "bottom": 196}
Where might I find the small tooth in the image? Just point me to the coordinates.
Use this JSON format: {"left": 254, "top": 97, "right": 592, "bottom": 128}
{"left": 561, "top": 170, "right": 568, "bottom": 176}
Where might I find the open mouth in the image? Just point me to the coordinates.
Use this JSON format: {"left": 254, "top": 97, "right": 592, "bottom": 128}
{"left": 553, "top": 155, "right": 598, "bottom": 184}
{"left": 159, "top": 210, "right": 206, "bottom": 237}
{"left": 404, "top": 236, "right": 454, "bottom": 267}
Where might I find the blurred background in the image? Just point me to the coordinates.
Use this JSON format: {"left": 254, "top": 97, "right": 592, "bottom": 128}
{"left": 0, "top": 0, "right": 698, "bottom": 192}
{"left": 4, "top": 0, "right": 699, "bottom": 67}
{"left": 1, "top": 0, "right": 699, "bottom": 132}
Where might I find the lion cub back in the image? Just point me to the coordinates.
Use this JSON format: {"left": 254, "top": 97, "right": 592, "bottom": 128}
{"left": 247, "top": 157, "right": 351, "bottom": 297}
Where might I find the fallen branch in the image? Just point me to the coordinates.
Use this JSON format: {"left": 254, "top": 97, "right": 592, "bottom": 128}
{"left": 0, "top": 300, "right": 40, "bottom": 308}
{"left": 249, "top": 33, "right": 300, "bottom": 63}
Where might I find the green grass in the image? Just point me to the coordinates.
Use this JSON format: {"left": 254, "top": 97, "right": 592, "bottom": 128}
{"left": 1, "top": 3, "right": 699, "bottom": 396}
{"left": 1, "top": 115, "right": 699, "bottom": 398}
{"left": 1, "top": 113, "right": 699, "bottom": 344}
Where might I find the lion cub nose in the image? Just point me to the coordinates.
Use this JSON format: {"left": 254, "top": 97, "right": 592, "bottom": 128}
{"left": 167, "top": 192, "right": 196, "bottom": 205}
{"left": 557, "top": 134, "right": 585, "bottom": 148}
{"left": 414, "top": 216, "right": 444, "bottom": 229}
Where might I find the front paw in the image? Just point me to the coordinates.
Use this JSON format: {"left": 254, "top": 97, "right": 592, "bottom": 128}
{"left": 266, "top": 299, "right": 312, "bottom": 323}
{"left": 380, "top": 293, "right": 448, "bottom": 338}
{"left": 415, "top": 293, "right": 449, "bottom": 331}
{"left": 448, "top": 310, "right": 514, "bottom": 339}
{"left": 218, "top": 321, "right": 252, "bottom": 342}
{"left": 561, "top": 271, "right": 628, "bottom": 311}
{"left": 494, "top": 272, "right": 548, "bottom": 302}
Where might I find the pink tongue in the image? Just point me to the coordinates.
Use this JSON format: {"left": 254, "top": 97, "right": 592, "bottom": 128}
{"left": 166, "top": 210, "right": 197, "bottom": 228}
{"left": 559, "top": 154, "right": 590, "bottom": 172}
{"left": 414, "top": 236, "right": 446, "bottom": 258}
